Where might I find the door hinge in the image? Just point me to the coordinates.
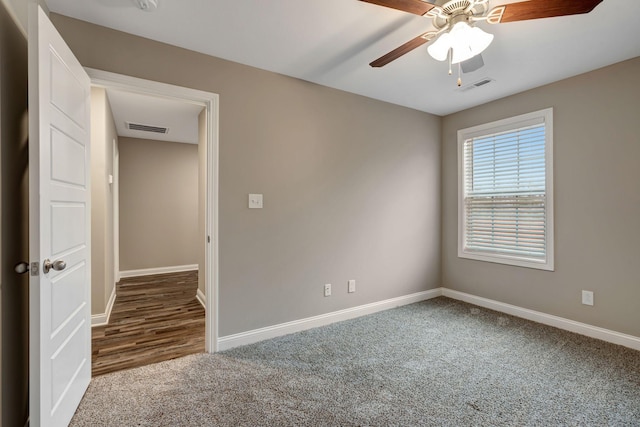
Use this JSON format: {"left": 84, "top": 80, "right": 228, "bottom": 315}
{"left": 30, "top": 262, "right": 40, "bottom": 276}
{"left": 207, "top": 235, "right": 211, "bottom": 243}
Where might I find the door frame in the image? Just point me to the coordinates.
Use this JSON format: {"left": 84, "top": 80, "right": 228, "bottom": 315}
{"left": 87, "top": 68, "right": 219, "bottom": 352}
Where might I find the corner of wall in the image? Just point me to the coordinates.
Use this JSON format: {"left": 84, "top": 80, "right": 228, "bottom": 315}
{"left": 0, "top": 0, "right": 27, "bottom": 36}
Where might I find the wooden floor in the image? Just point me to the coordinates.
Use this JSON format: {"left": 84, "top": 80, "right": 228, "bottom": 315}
{"left": 92, "top": 271, "right": 205, "bottom": 376}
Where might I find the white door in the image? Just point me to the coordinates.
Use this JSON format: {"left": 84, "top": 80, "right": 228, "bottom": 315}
{"left": 28, "top": 5, "right": 92, "bottom": 426}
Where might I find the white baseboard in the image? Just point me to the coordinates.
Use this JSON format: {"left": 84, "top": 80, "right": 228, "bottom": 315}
{"left": 442, "top": 288, "right": 640, "bottom": 351}
{"left": 217, "top": 288, "right": 442, "bottom": 351}
{"left": 91, "top": 286, "right": 117, "bottom": 327}
{"left": 196, "top": 288, "right": 206, "bottom": 309}
{"left": 119, "top": 264, "right": 198, "bottom": 278}
{"left": 216, "top": 287, "right": 640, "bottom": 352}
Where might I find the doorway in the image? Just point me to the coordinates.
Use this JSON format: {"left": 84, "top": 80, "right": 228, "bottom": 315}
{"left": 87, "top": 69, "right": 219, "bottom": 373}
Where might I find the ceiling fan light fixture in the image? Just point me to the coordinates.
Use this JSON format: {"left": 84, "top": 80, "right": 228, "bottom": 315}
{"left": 427, "top": 21, "right": 493, "bottom": 64}
{"left": 427, "top": 32, "right": 452, "bottom": 61}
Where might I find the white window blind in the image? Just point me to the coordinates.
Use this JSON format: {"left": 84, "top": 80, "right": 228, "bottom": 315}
{"left": 458, "top": 109, "right": 553, "bottom": 270}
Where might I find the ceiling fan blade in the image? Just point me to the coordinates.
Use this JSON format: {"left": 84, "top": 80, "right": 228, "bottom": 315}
{"left": 359, "top": 0, "right": 437, "bottom": 16}
{"left": 370, "top": 32, "right": 436, "bottom": 67}
{"left": 490, "top": 0, "right": 603, "bottom": 24}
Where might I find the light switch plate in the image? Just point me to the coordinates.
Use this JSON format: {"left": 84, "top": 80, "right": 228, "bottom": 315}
{"left": 248, "top": 194, "right": 263, "bottom": 209}
{"left": 348, "top": 279, "right": 356, "bottom": 293}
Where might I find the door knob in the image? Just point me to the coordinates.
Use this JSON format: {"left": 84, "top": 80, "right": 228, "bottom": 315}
{"left": 14, "top": 262, "right": 29, "bottom": 274}
{"left": 43, "top": 259, "right": 66, "bottom": 274}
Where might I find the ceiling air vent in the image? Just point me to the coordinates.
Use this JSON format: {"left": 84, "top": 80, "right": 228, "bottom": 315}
{"left": 458, "top": 77, "right": 495, "bottom": 92}
{"left": 126, "top": 122, "right": 169, "bottom": 134}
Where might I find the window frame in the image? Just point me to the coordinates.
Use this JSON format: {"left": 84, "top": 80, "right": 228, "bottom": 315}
{"left": 457, "top": 108, "right": 554, "bottom": 271}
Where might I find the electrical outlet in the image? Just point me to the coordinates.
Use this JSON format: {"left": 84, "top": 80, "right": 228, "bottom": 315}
{"left": 348, "top": 279, "right": 356, "bottom": 293}
{"left": 324, "top": 283, "right": 331, "bottom": 297}
{"left": 248, "top": 194, "right": 263, "bottom": 209}
{"left": 582, "top": 290, "right": 594, "bottom": 306}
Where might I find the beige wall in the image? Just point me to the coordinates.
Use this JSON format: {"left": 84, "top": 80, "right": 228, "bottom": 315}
{"left": 442, "top": 57, "right": 640, "bottom": 337}
{"left": 51, "top": 14, "right": 442, "bottom": 336}
{"left": 0, "top": 1, "right": 29, "bottom": 424}
{"left": 119, "top": 137, "right": 199, "bottom": 271}
{"left": 90, "top": 87, "right": 117, "bottom": 315}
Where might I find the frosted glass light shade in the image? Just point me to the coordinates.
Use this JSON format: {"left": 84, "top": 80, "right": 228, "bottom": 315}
{"left": 427, "top": 22, "right": 494, "bottom": 64}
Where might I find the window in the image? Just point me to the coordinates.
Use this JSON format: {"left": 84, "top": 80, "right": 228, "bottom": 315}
{"left": 458, "top": 108, "right": 554, "bottom": 270}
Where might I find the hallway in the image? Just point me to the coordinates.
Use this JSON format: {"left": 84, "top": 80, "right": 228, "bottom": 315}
{"left": 91, "top": 271, "right": 205, "bottom": 376}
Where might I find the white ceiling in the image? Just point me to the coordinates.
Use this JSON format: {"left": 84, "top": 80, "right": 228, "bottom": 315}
{"left": 105, "top": 88, "right": 202, "bottom": 144}
{"left": 49, "top": 0, "right": 640, "bottom": 116}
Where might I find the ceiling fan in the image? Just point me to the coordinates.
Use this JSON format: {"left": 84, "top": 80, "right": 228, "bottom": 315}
{"left": 361, "top": 0, "right": 603, "bottom": 84}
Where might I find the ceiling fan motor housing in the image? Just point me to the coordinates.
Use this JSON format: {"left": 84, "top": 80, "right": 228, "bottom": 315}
{"left": 430, "top": 0, "right": 490, "bottom": 29}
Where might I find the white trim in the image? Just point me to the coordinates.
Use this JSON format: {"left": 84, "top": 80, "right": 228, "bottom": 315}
{"left": 217, "top": 289, "right": 442, "bottom": 351}
{"left": 442, "top": 289, "right": 640, "bottom": 351}
{"left": 217, "top": 287, "right": 640, "bottom": 353}
{"left": 87, "top": 68, "right": 213, "bottom": 109}
{"left": 113, "top": 139, "right": 120, "bottom": 284}
{"left": 86, "top": 68, "right": 220, "bottom": 354}
{"left": 119, "top": 264, "right": 198, "bottom": 278}
{"left": 91, "top": 286, "right": 117, "bottom": 327}
{"left": 205, "top": 84, "right": 220, "bottom": 353}
{"left": 196, "top": 289, "right": 206, "bottom": 309}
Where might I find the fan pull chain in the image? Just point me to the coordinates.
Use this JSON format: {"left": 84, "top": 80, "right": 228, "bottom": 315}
{"left": 457, "top": 62, "right": 462, "bottom": 87}
{"left": 448, "top": 48, "right": 452, "bottom": 75}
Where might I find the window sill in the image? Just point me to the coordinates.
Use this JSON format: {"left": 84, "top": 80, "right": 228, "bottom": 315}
{"left": 458, "top": 249, "right": 554, "bottom": 271}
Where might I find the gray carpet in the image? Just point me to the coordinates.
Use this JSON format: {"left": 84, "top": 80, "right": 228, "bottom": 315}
{"left": 71, "top": 297, "right": 640, "bottom": 426}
